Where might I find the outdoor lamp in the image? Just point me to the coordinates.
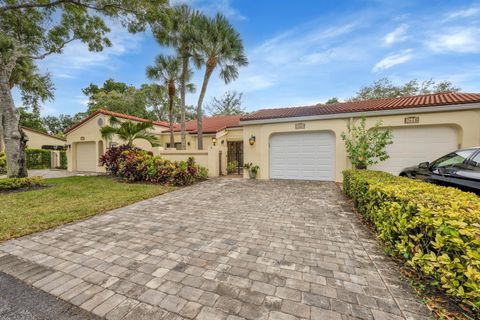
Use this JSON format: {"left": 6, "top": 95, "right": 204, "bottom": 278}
{"left": 249, "top": 135, "right": 256, "bottom": 145}
{"left": 212, "top": 137, "right": 217, "bottom": 146}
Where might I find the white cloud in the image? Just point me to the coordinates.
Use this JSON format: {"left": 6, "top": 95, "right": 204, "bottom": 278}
{"left": 445, "top": 6, "right": 480, "bottom": 20}
{"left": 383, "top": 24, "right": 408, "bottom": 46}
{"left": 40, "top": 21, "right": 145, "bottom": 79}
{"left": 372, "top": 49, "right": 414, "bottom": 72}
{"left": 427, "top": 27, "right": 480, "bottom": 53}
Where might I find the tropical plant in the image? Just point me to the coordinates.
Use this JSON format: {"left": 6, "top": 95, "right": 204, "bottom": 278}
{"left": 0, "top": 0, "right": 167, "bottom": 177}
{"left": 0, "top": 152, "right": 6, "bottom": 174}
{"left": 153, "top": 4, "right": 202, "bottom": 150}
{"left": 227, "top": 160, "right": 238, "bottom": 173}
{"left": 146, "top": 55, "right": 194, "bottom": 148}
{"left": 193, "top": 13, "right": 248, "bottom": 149}
{"left": 243, "top": 162, "right": 259, "bottom": 179}
{"left": 100, "top": 117, "right": 160, "bottom": 147}
{"left": 341, "top": 116, "right": 393, "bottom": 169}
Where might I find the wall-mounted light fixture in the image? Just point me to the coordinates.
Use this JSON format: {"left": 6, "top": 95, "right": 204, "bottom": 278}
{"left": 249, "top": 135, "right": 256, "bottom": 146}
{"left": 221, "top": 140, "right": 224, "bottom": 145}
{"left": 187, "top": 142, "right": 191, "bottom": 146}
{"left": 212, "top": 137, "right": 217, "bottom": 146}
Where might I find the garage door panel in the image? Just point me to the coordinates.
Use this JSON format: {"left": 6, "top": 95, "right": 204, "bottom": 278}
{"left": 270, "top": 131, "right": 335, "bottom": 181}
{"left": 76, "top": 142, "right": 96, "bottom": 172}
{"left": 371, "top": 126, "right": 457, "bottom": 175}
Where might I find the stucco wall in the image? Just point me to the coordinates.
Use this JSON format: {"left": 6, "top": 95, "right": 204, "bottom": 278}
{"left": 23, "top": 128, "right": 66, "bottom": 149}
{"left": 242, "top": 109, "right": 480, "bottom": 182}
{"left": 158, "top": 148, "right": 220, "bottom": 177}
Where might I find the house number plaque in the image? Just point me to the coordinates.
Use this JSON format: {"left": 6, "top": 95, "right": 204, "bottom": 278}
{"left": 404, "top": 116, "right": 419, "bottom": 124}
{"left": 295, "top": 122, "right": 306, "bottom": 129}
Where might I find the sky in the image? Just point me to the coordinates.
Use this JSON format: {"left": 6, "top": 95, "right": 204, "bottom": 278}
{"left": 15, "top": 0, "right": 480, "bottom": 117}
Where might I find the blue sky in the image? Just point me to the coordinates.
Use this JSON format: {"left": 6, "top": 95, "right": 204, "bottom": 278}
{"left": 17, "top": 0, "right": 480, "bottom": 116}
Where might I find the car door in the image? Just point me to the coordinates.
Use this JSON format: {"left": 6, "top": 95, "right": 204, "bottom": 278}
{"left": 428, "top": 149, "right": 477, "bottom": 187}
{"left": 448, "top": 151, "right": 480, "bottom": 193}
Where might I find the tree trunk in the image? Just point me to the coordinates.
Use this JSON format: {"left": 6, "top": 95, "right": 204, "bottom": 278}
{"left": 196, "top": 66, "right": 214, "bottom": 150}
{"left": 168, "top": 96, "right": 175, "bottom": 148}
{"left": 0, "top": 66, "right": 28, "bottom": 178}
{"left": 180, "top": 56, "right": 188, "bottom": 150}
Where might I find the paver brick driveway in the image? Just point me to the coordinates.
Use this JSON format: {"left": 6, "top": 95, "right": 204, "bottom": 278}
{"left": 0, "top": 179, "right": 432, "bottom": 320}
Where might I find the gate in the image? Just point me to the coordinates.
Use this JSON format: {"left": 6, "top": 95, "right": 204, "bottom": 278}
{"left": 227, "top": 141, "right": 244, "bottom": 175}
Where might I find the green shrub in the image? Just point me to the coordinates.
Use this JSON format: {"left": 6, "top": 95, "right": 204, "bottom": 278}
{"left": 26, "top": 149, "right": 51, "bottom": 169}
{"left": 59, "top": 151, "right": 67, "bottom": 169}
{"left": 0, "top": 152, "right": 6, "bottom": 174}
{"left": 0, "top": 176, "right": 44, "bottom": 192}
{"left": 343, "top": 170, "right": 480, "bottom": 310}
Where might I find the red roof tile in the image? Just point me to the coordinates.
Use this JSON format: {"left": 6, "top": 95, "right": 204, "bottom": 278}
{"left": 240, "top": 92, "right": 480, "bottom": 121}
{"left": 165, "top": 115, "right": 242, "bottom": 134}
{"left": 65, "top": 109, "right": 171, "bottom": 134}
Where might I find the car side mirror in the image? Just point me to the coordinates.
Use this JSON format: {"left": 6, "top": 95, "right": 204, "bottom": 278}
{"left": 419, "top": 162, "right": 430, "bottom": 169}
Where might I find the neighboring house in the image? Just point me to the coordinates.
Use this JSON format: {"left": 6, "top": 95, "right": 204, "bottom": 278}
{"left": 64, "top": 109, "right": 170, "bottom": 172}
{"left": 22, "top": 127, "right": 66, "bottom": 149}
{"left": 241, "top": 92, "right": 480, "bottom": 181}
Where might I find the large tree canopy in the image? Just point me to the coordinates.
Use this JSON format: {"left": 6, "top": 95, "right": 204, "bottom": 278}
{"left": 0, "top": 0, "right": 168, "bottom": 177}
{"left": 206, "top": 90, "right": 245, "bottom": 116}
{"left": 349, "top": 78, "right": 461, "bottom": 101}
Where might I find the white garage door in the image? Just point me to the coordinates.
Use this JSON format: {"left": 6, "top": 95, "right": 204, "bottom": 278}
{"left": 270, "top": 131, "right": 335, "bottom": 181}
{"left": 76, "top": 142, "right": 96, "bottom": 172}
{"left": 371, "top": 126, "right": 458, "bottom": 175}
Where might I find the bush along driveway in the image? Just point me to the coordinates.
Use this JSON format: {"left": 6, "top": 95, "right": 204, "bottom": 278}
{"left": 0, "top": 179, "right": 432, "bottom": 320}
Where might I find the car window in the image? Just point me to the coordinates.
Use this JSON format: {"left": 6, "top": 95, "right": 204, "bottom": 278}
{"left": 467, "top": 152, "right": 480, "bottom": 172}
{"left": 432, "top": 150, "right": 476, "bottom": 168}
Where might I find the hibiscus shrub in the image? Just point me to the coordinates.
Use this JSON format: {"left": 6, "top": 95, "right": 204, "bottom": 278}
{"left": 100, "top": 146, "right": 207, "bottom": 186}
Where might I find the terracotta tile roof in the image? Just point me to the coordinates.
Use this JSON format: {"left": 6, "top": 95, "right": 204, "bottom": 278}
{"left": 240, "top": 92, "right": 480, "bottom": 121}
{"left": 65, "top": 109, "right": 171, "bottom": 134}
{"left": 165, "top": 115, "right": 242, "bottom": 134}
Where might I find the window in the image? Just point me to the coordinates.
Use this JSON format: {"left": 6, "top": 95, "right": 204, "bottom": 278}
{"left": 431, "top": 150, "right": 476, "bottom": 168}
{"left": 467, "top": 152, "right": 480, "bottom": 172}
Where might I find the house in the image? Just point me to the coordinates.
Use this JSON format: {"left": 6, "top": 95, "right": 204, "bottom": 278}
{"left": 241, "top": 92, "right": 480, "bottom": 181}
{"left": 64, "top": 92, "right": 480, "bottom": 181}
{"left": 64, "top": 109, "right": 170, "bottom": 172}
{"left": 22, "top": 127, "right": 67, "bottom": 149}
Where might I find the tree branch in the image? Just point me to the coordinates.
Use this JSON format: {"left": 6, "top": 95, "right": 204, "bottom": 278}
{"left": 1, "top": 0, "right": 129, "bottom": 13}
{"left": 27, "top": 37, "right": 78, "bottom": 60}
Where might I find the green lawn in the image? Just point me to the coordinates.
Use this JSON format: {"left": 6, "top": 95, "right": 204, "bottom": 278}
{"left": 0, "top": 176, "right": 175, "bottom": 241}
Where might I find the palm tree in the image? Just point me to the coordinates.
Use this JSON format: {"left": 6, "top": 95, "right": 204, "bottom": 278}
{"left": 146, "top": 54, "right": 194, "bottom": 148}
{"left": 100, "top": 116, "right": 160, "bottom": 147}
{"left": 153, "top": 4, "right": 201, "bottom": 150}
{"left": 193, "top": 13, "right": 248, "bottom": 149}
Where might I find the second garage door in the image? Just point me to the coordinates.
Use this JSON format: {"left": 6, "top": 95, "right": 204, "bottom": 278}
{"left": 76, "top": 142, "right": 96, "bottom": 172}
{"left": 270, "top": 131, "right": 335, "bottom": 181}
{"left": 371, "top": 126, "right": 458, "bottom": 175}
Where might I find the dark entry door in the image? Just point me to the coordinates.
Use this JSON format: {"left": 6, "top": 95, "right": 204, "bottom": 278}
{"left": 227, "top": 141, "right": 244, "bottom": 174}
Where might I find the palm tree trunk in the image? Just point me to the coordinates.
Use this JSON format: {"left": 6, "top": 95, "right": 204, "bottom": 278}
{"left": 0, "top": 64, "right": 28, "bottom": 178}
{"left": 196, "top": 66, "right": 214, "bottom": 150}
{"left": 180, "top": 56, "right": 188, "bottom": 150}
{"left": 168, "top": 95, "right": 175, "bottom": 148}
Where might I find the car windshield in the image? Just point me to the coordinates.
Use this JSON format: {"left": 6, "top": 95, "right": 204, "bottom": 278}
{"left": 432, "top": 150, "right": 476, "bottom": 168}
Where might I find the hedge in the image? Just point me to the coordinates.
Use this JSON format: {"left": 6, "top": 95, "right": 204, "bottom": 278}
{"left": 0, "top": 176, "right": 44, "bottom": 192}
{"left": 343, "top": 170, "right": 480, "bottom": 310}
{"left": 26, "top": 149, "right": 51, "bottom": 169}
{"left": 59, "top": 151, "right": 67, "bottom": 169}
{"left": 0, "top": 152, "right": 6, "bottom": 174}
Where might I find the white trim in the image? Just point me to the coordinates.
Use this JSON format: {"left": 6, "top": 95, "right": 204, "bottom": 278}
{"left": 239, "top": 103, "right": 480, "bottom": 125}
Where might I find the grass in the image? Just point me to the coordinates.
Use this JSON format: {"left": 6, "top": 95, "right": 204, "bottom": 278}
{"left": 0, "top": 176, "right": 175, "bottom": 241}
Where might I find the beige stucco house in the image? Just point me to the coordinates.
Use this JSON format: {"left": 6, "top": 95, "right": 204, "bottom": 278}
{"left": 64, "top": 92, "right": 480, "bottom": 182}
{"left": 241, "top": 92, "right": 480, "bottom": 181}
{"left": 0, "top": 127, "right": 66, "bottom": 151}
{"left": 64, "top": 109, "right": 170, "bottom": 172}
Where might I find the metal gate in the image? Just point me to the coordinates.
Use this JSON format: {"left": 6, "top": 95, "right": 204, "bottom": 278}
{"left": 227, "top": 141, "right": 243, "bottom": 175}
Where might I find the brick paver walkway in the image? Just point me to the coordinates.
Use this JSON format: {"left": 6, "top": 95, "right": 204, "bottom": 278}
{"left": 0, "top": 179, "right": 432, "bottom": 319}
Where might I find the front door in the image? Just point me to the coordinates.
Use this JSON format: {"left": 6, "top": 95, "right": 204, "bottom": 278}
{"left": 227, "top": 141, "right": 243, "bottom": 175}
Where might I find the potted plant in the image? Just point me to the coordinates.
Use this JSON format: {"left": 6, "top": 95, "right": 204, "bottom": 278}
{"left": 244, "top": 162, "right": 260, "bottom": 179}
